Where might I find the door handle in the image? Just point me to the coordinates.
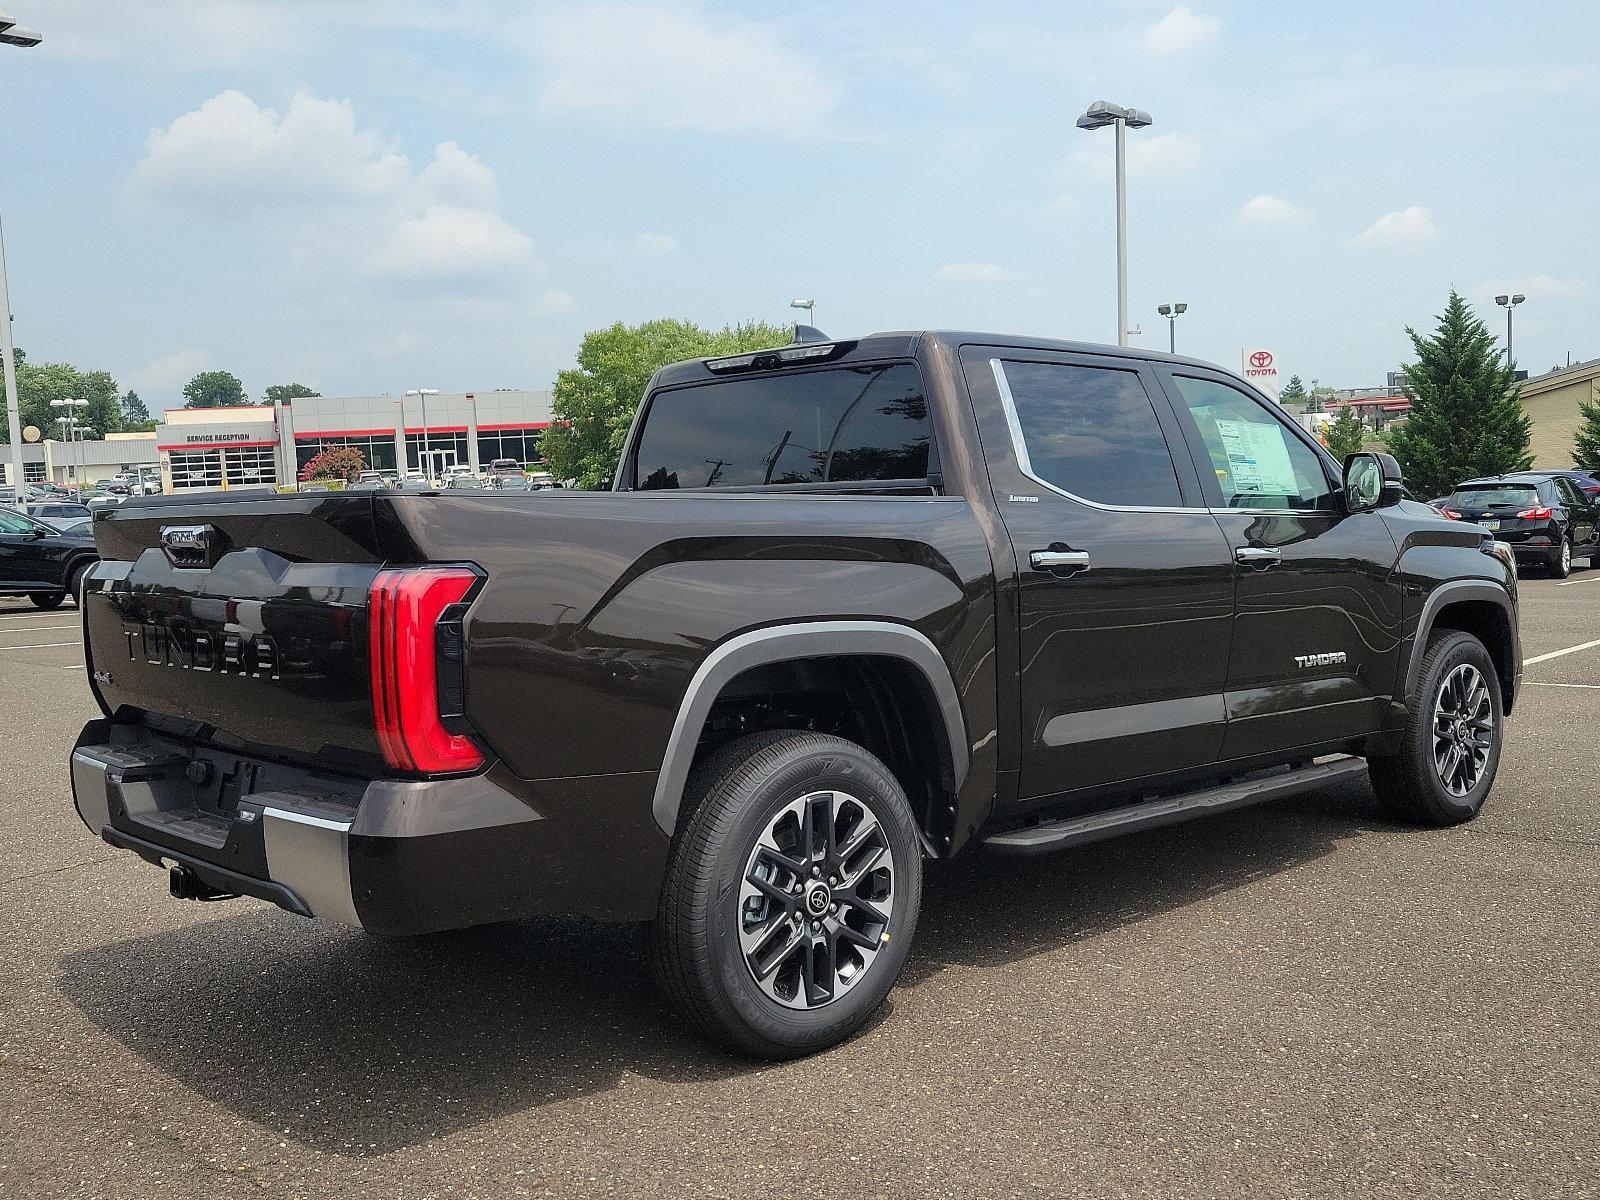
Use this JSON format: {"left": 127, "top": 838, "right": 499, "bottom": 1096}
{"left": 1029, "top": 548, "right": 1090, "bottom": 575}
{"left": 1235, "top": 546, "right": 1282, "bottom": 567}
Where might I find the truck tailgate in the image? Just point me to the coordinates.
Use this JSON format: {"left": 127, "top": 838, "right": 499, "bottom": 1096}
{"left": 85, "top": 493, "right": 388, "bottom": 774}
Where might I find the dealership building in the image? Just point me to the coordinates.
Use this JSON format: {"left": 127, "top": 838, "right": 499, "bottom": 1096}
{"left": 155, "top": 389, "right": 553, "bottom": 490}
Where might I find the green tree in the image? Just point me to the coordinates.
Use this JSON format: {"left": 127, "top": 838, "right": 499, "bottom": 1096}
{"left": 183, "top": 370, "right": 247, "bottom": 408}
{"left": 1324, "top": 404, "right": 1368, "bottom": 461}
{"left": 1574, "top": 387, "right": 1600, "bottom": 468}
{"left": 0, "top": 348, "right": 123, "bottom": 442}
{"left": 1279, "top": 375, "right": 1308, "bottom": 405}
{"left": 264, "top": 383, "right": 320, "bottom": 404}
{"left": 540, "top": 318, "right": 791, "bottom": 488}
{"left": 1385, "top": 290, "right": 1532, "bottom": 500}
{"left": 120, "top": 390, "right": 150, "bottom": 424}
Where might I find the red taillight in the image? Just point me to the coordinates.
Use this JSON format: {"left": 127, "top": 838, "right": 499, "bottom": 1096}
{"left": 1516, "top": 506, "right": 1554, "bottom": 519}
{"left": 369, "top": 566, "right": 485, "bottom": 774}
{"left": 1440, "top": 507, "right": 1462, "bottom": 520}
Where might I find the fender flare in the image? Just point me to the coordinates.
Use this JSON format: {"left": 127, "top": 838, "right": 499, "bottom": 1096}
{"left": 1406, "top": 579, "right": 1519, "bottom": 707}
{"left": 651, "top": 620, "right": 970, "bottom": 835}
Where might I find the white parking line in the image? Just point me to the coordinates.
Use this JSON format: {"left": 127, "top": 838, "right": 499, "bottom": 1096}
{"left": 0, "top": 624, "right": 78, "bottom": 634}
{"left": 0, "top": 641, "right": 78, "bottom": 651}
{"left": 1524, "top": 637, "right": 1600, "bottom": 666}
{"left": 1525, "top": 681, "right": 1600, "bottom": 691}
{"left": 1557, "top": 573, "right": 1600, "bottom": 587}
{"left": 58, "top": 663, "right": 84, "bottom": 670}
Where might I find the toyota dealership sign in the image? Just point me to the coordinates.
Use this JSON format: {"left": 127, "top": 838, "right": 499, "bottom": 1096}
{"left": 1241, "top": 347, "right": 1281, "bottom": 402}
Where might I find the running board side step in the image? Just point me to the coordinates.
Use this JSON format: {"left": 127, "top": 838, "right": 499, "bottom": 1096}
{"left": 982, "top": 755, "right": 1369, "bottom": 856}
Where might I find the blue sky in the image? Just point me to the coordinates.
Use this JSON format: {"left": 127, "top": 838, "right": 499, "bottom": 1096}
{"left": 1, "top": 0, "right": 1596, "bottom": 413}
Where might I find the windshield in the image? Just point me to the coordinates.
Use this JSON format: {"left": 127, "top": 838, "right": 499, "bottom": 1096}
{"left": 1453, "top": 485, "right": 1539, "bottom": 507}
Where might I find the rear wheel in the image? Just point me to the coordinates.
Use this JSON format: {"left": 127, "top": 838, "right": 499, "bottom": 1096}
{"left": 652, "top": 731, "right": 922, "bottom": 1059}
{"left": 1550, "top": 536, "right": 1572, "bottom": 578}
{"left": 28, "top": 590, "right": 64, "bottom": 610}
{"left": 1368, "top": 630, "right": 1502, "bottom": 826}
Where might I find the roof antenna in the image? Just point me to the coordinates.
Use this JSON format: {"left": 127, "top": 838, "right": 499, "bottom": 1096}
{"left": 792, "top": 324, "right": 829, "bottom": 344}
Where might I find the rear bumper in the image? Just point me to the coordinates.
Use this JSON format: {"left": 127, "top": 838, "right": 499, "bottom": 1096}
{"left": 70, "top": 720, "right": 668, "bottom": 935}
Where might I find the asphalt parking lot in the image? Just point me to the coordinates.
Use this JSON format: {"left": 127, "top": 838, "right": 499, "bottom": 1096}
{"left": 2, "top": 575, "right": 1596, "bottom": 1199}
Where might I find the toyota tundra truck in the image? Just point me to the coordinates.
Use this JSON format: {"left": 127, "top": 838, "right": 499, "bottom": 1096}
{"left": 69, "top": 330, "right": 1520, "bottom": 1058}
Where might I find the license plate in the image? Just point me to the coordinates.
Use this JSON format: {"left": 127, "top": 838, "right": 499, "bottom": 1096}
{"left": 1482, "top": 520, "right": 1499, "bottom": 531}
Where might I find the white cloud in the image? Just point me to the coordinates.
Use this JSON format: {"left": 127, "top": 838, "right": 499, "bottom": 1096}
{"left": 1235, "top": 194, "right": 1310, "bottom": 226}
{"left": 1470, "top": 275, "right": 1588, "bottom": 302}
{"left": 1143, "top": 4, "right": 1219, "bottom": 56}
{"left": 373, "top": 205, "right": 535, "bottom": 281}
{"left": 1353, "top": 206, "right": 1440, "bottom": 246}
{"left": 126, "top": 350, "right": 209, "bottom": 401}
{"left": 131, "top": 90, "right": 541, "bottom": 287}
{"left": 531, "top": 3, "right": 837, "bottom": 136}
{"left": 933, "top": 262, "right": 1023, "bottom": 285}
{"left": 533, "top": 289, "right": 576, "bottom": 313}
{"left": 631, "top": 233, "right": 683, "bottom": 257}
{"left": 1071, "top": 132, "right": 1202, "bottom": 180}
{"left": 131, "top": 91, "right": 409, "bottom": 214}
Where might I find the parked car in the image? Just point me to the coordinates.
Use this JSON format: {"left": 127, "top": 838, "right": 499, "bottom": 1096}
{"left": 445, "top": 474, "right": 485, "bottom": 489}
{"left": 45, "top": 515, "right": 96, "bottom": 537}
{"left": 0, "top": 507, "right": 98, "bottom": 608}
{"left": 28, "top": 502, "right": 93, "bottom": 523}
{"left": 70, "top": 329, "right": 1520, "bottom": 1059}
{"left": 1523, "top": 468, "right": 1600, "bottom": 501}
{"left": 1440, "top": 473, "right": 1600, "bottom": 576}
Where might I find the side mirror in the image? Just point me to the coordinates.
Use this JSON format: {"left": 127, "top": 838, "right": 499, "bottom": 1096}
{"left": 1344, "top": 451, "right": 1404, "bottom": 512}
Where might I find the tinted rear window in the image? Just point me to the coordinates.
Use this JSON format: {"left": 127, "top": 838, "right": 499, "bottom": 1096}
{"left": 633, "top": 363, "right": 931, "bottom": 490}
{"left": 1454, "top": 485, "right": 1539, "bottom": 506}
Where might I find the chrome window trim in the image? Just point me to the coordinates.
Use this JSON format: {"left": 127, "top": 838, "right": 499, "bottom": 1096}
{"left": 988, "top": 358, "right": 1210, "bottom": 516}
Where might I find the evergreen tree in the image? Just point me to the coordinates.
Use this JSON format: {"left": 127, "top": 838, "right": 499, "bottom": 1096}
{"left": 120, "top": 390, "right": 150, "bottom": 424}
{"left": 1574, "top": 388, "right": 1600, "bottom": 468}
{"left": 1324, "top": 404, "right": 1367, "bottom": 460}
{"left": 1279, "top": 375, "right": 1308, "bottom": 405}
{"left": 1385, "top": 290, "right": 1532, "bottom": 500}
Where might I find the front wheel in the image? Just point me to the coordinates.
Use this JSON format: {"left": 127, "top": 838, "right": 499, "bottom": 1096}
{"left": 652, "top": 731, "right": 922, "bottom": 1059}
{"left": 29, "top": 590, "right": 65, "bottom": 610}
{"left": 1368, "top": 630, "right": 1503, "bottom": 826}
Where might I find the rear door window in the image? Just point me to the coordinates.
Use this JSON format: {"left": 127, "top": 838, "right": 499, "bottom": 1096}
{"left": 994, "top": 360, "right": 1183, "bottom": 507}
{"left": 632, "top": 363, "right": 931, "bottom": 490}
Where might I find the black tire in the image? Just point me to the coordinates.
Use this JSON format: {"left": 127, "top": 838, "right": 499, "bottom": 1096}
{"left": 65, "top": 561, "right": 89, "bottom": 607}
{"left": 1549, "top": 536, "right": 1572, "bottom": 578}
{"left": 652, "top": 730, "right": 923, "bottom": 1060}
{"left": 28, "top": 590, "right": 64, "bottom": 610}
{"left": 1368, "top": 630, "right": 1503, "bottom": 826}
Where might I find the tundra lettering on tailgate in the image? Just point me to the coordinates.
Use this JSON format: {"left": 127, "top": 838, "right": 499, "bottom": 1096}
{"left": 122, "top": 621, "right": 281, "bottom": 680}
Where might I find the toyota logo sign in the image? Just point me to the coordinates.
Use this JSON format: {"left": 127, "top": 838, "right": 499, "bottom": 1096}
{"left": 1249, "top": 350, "right": 1275, "bottom": 370}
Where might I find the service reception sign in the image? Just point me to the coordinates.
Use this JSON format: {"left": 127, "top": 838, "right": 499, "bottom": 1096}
{"left": 1241, "top": 348, "right": 1281, "bottom": 402}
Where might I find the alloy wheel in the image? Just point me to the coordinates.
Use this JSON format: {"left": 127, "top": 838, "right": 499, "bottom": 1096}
{"left": 738, "top": 790, "right": 896, "bottom": 1010}
{"left": 1432, "top": 663, "right": 1494, "bottom": 797}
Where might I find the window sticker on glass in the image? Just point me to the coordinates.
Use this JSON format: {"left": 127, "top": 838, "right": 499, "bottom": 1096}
{"left": 1213, "top": 419, "right": 1299, "bottom": 496}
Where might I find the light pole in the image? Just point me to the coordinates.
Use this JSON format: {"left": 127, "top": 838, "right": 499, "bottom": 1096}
{"left": 50, "top": 397, "right": 88, "bottom": 487}
{"left": 405, "top": 388, "right": 440, "bottom": 480}
{"left": 789, "top": 298, "right": 816, "bottom": 328}
{"left": 1077, "top": 100, "right": 1152, "bottom": 347}
{"left": 1, "top": 12, "right": 42, "bottom": 508}
{"left": 1156, "top": 302, "right": 1187, "bottom": 354}
{"left": 1494, "top": 293, "right": 1525, "bottom": 368}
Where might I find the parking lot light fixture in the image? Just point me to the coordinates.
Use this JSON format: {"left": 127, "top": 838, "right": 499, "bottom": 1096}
{"left": 1, "top": 13, "right": 41, "bottom": 507}
{"left": 1157, "top": 302, "right": 1187, "bottom": 353}
{"left": 1494, "top": 293, "right": 1526, "bottom": 367}
{"left": 405, "top": 388, "right": 441, "bottom": 479}
{"left": 1077, "top": 101, "right": 1153, "bottom": 347}
{"left": 789, "top": 298, "right": 816, "bottom": 328}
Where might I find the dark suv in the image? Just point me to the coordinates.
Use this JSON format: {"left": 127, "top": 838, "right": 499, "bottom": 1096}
{"left": 1442, "top": 473, "right": 1600, "bottom": 577}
